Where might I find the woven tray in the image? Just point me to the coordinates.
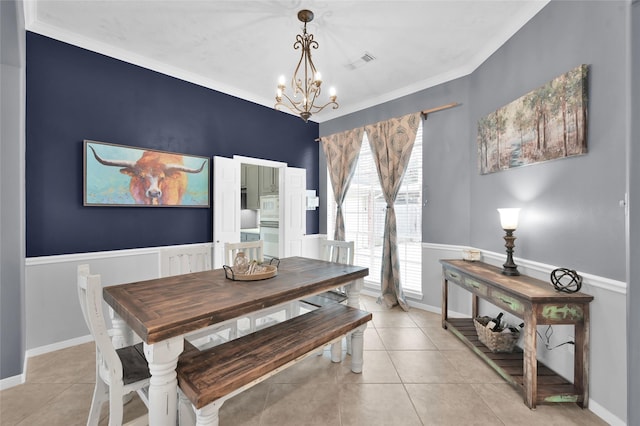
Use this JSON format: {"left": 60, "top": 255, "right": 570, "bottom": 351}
{"left": 473, "top": 316, "right": 520, "bottom": 353}
{"left": 223, "top": 264, "right": 277, "bottom": 281}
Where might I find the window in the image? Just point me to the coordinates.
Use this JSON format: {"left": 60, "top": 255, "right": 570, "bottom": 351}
{"left": 327, "top": 122, "right": 423, "bottom": 294}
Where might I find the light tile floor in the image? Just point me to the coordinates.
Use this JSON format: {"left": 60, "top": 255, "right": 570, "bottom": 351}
{"left": 0, "top": 296, "right": 607, "bottom": 425}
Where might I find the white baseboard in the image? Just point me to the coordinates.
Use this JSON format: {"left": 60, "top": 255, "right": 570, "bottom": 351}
{"left": 1, "top": 334, "right": 94, "bottom": 391}
{"left": 0, "top": 372, "right": 25, "bottom": 391}
{"left": 588, "top": 398, "right": 627, "bottom": 426}
{"left": 25, "top": 334, "right": 94, "bottom": 359}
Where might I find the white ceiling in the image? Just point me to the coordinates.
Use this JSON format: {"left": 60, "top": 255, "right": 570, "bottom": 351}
{"left": 24, "top": 0, "right": 549, "bottom": 123}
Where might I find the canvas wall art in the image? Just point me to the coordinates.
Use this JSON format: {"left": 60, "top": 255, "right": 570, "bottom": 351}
{"left": 477, "top": 64, "right": 588, "bottom": 174}
{"left": 84, "top": 140, "right": 210, "bottom": 207}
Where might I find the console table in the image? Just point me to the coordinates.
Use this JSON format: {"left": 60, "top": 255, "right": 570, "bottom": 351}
{"left": 440, "top": 259, "right": 593, "bottom": 409}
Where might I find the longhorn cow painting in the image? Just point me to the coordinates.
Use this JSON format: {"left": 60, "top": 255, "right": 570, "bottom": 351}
{"left": 84, "top": 140, "right": 210, "bottom": 207}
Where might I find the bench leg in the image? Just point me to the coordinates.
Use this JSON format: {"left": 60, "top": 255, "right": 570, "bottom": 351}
{"left": 195, "top": 400, "right": 224, "bottom": 426}
{"left": 350, "top": 324, "right": 367, "bottom": 373}
{"left": 330, "top": 340, "right": 342, "bottom": 362}
{"left": 178, "top": 389, "right": 196, "bottom": 426}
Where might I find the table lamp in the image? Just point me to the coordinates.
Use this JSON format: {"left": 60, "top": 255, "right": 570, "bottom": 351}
{"left": 497, "top": 208, "right": 521, "bottom": 276}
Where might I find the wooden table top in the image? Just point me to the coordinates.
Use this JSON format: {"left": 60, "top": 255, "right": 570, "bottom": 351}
{"left": 103, "top": 256, "right": 369, "bottom": 344}
{"left": 441, "top": 259, "right": 593, "bottom": 304}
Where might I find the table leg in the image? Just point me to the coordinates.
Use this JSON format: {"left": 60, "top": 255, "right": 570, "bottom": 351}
{"left": 471, "top": 294, "right": 478, "bottom": 320}
{"left": 350, "top": 324, "right": 367, "bottom": 373}
{"left": 143, "top": 336, "right": 184, "bottom": 426}
{"left": 523, "top": 308, "right": 538, "bottom": 409}
{"left": 345, "top": 278, "right": 364, "bottom": 356}
{"left": 441, "top": 277, "right": 448, "bottom": 329}
{"left": 574, "top": 304, "right": 590, "bottom": 408}
{"left": 346, "top": 277, "right": 364, "bottom": 309}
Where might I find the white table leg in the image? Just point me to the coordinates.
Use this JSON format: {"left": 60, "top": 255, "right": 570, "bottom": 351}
{"left": 350, "top": 324, "right": 367, "bottom": 373}
{"left": 143, "top": 336, "right": 184, "bottom": 426}
{"left": 345, "top": 277, "right": 364, "bottom": 309}
{"left": 330, "top": 340, "right": 342, "bottom": 362}
{"left": 345, "top": 278, "right": 364, "bottom": 355}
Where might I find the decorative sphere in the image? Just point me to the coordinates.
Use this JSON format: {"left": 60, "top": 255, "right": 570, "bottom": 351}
{"left": 550, "top": 268, "right": 582, "bottom": 293}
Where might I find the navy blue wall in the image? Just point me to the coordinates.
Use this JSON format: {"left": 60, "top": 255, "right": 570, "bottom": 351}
{"left": 26, "top": 32, "right": 319, "bottom": 257}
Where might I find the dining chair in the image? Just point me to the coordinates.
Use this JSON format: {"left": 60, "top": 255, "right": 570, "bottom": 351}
{"left": 302, "top": 239, "right": 356, "bottom": 355}
{"left": 160, "top": 244, "right": 211, "bottom": 277}
{"left": 321, "top": 239, "right": 355, "bottom": 266}
{"left": 77, "top": 264, "right": 150, "bottom": 426}
{"left": 224, "top": 240, "right": 263, "bottom": 266}
{"left": 159, "top": 245, "right": 236, "bottom": 348}
{"left": 224, "top": 240, "right": 292, "bottom": 334}
{"left": 302, "top": 239, "right": 355, "bottom": 308}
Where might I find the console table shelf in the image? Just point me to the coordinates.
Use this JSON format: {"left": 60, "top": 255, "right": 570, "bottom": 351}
{"left": 441, "top": 259, "right": 594, "bottom": 409}
{"left": 446, "top": 318, "right": 577, "bottom": 404}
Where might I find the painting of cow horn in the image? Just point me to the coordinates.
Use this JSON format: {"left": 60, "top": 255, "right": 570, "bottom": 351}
{"left": 84, "top": 140, "right": 210, "bottom": 207}
{"left": 164, "top": 162, "right": 207, "bottom": 174}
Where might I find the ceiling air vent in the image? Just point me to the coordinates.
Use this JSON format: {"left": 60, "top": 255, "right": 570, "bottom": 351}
{"left": 344, "top": 52, "right": 376, "bottom": 70}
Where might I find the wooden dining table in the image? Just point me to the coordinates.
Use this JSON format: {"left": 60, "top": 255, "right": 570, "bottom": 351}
{"left": 103, "top": 256, "right": 369, "bottom": 426}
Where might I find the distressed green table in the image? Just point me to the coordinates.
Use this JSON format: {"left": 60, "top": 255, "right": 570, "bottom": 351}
{"left": 440, "top": 259, "right": 593, "bottom": 409}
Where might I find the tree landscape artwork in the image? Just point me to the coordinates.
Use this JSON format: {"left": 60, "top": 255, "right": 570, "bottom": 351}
{"left": 477, "top": 64, "right": 588, "bottom": 174}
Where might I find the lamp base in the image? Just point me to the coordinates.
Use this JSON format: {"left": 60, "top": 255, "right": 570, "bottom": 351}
{"left": 501, "top": 265, "right": 520, "bottom": 276}
{"left": 501, "top": 230, "right": 520, "bottom": 276}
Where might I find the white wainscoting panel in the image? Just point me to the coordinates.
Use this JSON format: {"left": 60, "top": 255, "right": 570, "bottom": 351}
{"left": 24, "top": 244, "right": 213, "bottom": 351}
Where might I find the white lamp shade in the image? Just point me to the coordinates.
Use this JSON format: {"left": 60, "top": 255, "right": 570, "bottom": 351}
{"left": 497, "top": 208, "right": 521, "bottom": 230}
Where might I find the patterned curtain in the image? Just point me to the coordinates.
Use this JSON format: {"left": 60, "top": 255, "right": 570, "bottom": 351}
{"left": 365, "top": 112, "right": 421, "bottom": 311}
{"left": 320, "top": 128, "right": 364, "bottom": 241}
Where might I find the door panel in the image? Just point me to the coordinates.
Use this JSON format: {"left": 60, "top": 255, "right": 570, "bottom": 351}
{"left": 283, "top": 167, "right": 306, "bottom": 257}
{"left": 213, "top": 156, "right": 240, "bottom": 267}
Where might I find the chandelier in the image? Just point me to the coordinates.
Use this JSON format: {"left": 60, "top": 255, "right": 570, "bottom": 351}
{"left": 275, "top": 9, "right": 339, "bottom": 122}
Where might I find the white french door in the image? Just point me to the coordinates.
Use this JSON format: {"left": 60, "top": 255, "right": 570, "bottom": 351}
{"left": 213, "top": 155, "right": 306, "bottom": 265}
{"left": 282, "top": 167, "right": 306, "bottom": 257}
{"left": 212, "top": 156, "right": 240, "bottom": 268}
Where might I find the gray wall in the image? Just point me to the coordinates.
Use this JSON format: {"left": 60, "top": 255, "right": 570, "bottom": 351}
{"left": 321, "top": 0, "right": 633, "bottom": 421}
{"left": 469, "top": 1, "right": 628, "bottom": 281}
{"left": 322, "top": 1, "right": 629, "bottom": 281}
{"left": 320, "top": 77, "right": 472, "bottom": 246}
{"left": 1, "top": 0, "right": 26, "bottom": 379}
{"left": 628, "top": 1, "right": 639, "bottom": 424}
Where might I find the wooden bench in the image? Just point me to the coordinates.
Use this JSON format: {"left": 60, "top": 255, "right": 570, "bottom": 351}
{"left": 177, "top": 303, "right": 372, "bottom": 426}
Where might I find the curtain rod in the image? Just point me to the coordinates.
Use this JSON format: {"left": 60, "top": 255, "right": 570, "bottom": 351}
{"left": 421, "top": 102, "right": 460, "bottom": 119}
{"left": 315, "top": 102, "right": 460, "bottom": 141}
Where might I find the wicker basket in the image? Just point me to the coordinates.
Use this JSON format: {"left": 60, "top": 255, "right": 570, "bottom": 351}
{"left": 474, "top": 316, "right": 520, "bottom": 353}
